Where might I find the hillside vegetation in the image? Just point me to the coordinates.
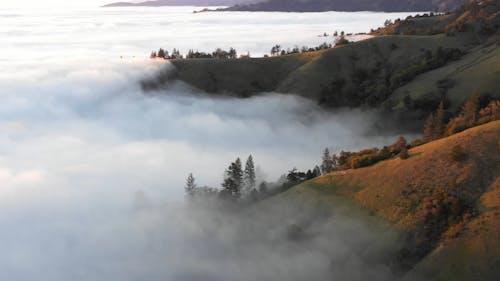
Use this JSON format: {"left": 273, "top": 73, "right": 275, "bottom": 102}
{"left": 285, "top": 120, "right": 500, "bottom": 280}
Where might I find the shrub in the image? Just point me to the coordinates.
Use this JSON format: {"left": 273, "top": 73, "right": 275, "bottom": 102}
{"left": 451, "top": 145, "right": 466, "bottom": 162}
{"left": 399, "top": 147, "right": 410, "bottom": 160}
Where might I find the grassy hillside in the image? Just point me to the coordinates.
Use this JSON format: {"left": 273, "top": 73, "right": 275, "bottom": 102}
{"left": 143, "top": 0, "right": 499, "bottom": 127}
{"left": 285, "top": 120, "right": 500, "bottom": 280}
{"left": 389, "top": 38, "right": 500, "bottom": 113}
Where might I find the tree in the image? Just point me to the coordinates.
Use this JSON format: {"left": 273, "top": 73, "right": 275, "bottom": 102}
{"left": 229, "top": 47, "right": 237, "bottom": 59}
{"left": 185, "top": 173, "right": 197, "bottom": 196}
{"left": 462, "top": 91, "right": 480, "bottom": 125}
{"left": 313, "top": 165, "right": 321, "bottom": 177}
{"left": 321, "top": 148, "right": 333, "bottom": 174}
{"left": 392, "top": 136, "right": 407, "bottom": 154}
{"left": 434, "top": 101, "right": 446, "bottom": 139}
{"left": 171, "top": 48, "right": 181, "bottom": 59}
{"left": 271, "top": 45, "right": 281, "bottom": 56}
{"left": 150, "top": 51, "right": 157, "bottom": 58}
{"left": 423, "top": 113, "right": 435, "bottom": 142}
{"left": 399, "top": 147, "right": 409, "bottom": 160}
{"left": 258, "top": 181, "right": 268, "bottom": 194}
{"left": 244, "top": 155, "right": 256, "bottom": 193}
{"left": 157, "top": 48, "right": 166, "bottom": 58}
{"left": 221, "top": 158, "right": 243, "bottom": 198}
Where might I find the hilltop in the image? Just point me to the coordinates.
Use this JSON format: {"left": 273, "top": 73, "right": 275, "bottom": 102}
{"left": 143, "top": 0, "right": 500, "bottom": 128}
{"left": 283, "top": 120, "right": 500, "bottom": 280}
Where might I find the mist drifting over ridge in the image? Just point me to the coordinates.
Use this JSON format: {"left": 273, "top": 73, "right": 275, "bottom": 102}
{"left": 0, "top": 6, "right": 419, "bottom": 280}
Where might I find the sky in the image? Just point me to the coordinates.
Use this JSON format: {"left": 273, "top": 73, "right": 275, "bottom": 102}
{"left": 2, "top": 0, "right": 114, "bottom": 8}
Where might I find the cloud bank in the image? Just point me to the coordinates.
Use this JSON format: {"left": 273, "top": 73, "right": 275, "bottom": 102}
{"left": 0, "top": 7, "right": 416, "bottom": 280}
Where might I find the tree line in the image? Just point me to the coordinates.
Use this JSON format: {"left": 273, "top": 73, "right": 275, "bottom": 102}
{"left": 318, "top": 93, "right": 499, "bottom": 174}
{"left": 184, "top": 155, "right": 323, "bottom": 203}
{"left": 421, "top": 92, "right": 500, "bottom": 143}
{"left": 184, "top": 94, "right": 499, "bottom": 203}
{"left": 149, "top": 31, "right": 351, "bottom": 60}
{"left": 150, "top": 47, "right": 241, "bottom": 60}
{"left": 267, "top": 32, "right": 349, "bottom": 57}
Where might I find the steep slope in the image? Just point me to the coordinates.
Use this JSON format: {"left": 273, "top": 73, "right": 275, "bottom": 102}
{"left": 285, "top": 120, "right": 500, "bottom": 280}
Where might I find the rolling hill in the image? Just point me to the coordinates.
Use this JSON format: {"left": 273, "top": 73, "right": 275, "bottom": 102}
{"left": 283, "top": 120, "right": 500, "bottom": 280}
{"left": 143, "top": 0, "right": 500, "bottom": 129}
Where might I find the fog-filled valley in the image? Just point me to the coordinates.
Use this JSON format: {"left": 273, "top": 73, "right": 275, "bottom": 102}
{"left": 0, "top": 6, "right": 425, "bottom": 280}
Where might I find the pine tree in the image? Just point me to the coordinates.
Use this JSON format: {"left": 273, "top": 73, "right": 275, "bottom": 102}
{"left": 185, "top": 173, "right": 197, "bottom": 196}
{"left": 321, "top": 148, "right": 333, "bottom": 174}
{"left": 423, "top": 113, "right": 435, "bottom": 142}
{"left": 313, "top": 165, "right": 321, "bottom": 177}
{"left": 434, "top": 101, "right": 446, "bottom": 139}
{"left": 244, "top": 155, "right": 256, "bottom": 193}
{"left": 221, "top": 158, "right": 243, "bottom": 198}
{"left": 258, "top": 182, "right": 268, "bottom": 194}
{"left": 157, "top": 48, "right": 165, "bottom": 58}
{"left": 462, "top": 91, "right": 480, "bottom": 126}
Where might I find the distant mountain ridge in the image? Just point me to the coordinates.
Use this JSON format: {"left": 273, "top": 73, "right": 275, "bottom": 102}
{"left": 103, "top": 0, "right": 469, "bottom": 11}
{"left": 221, "top": 0, "right": 470, "bottom": 12}
{"left": 102, "top": 0, "right": 253, "bottom": 7}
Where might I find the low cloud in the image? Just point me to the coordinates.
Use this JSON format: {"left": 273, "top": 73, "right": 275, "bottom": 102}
{"left": 0, "top": 57, "right": 407, "bottom": 281}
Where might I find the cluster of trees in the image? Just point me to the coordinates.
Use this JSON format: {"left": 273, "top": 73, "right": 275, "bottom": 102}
{"left": 186, "top": 48, "right": 238, "bottom": 59}
{"left": 319, "top": 137, "right": 410, "bottom": 174}
{"left": 184, "top": 154, "right": 324, "bottom": 203}
{"left": 185, "top": 155, "right": 270, "bottom": 202}
{"left": 268, "top": 32, "right": 349, "bottom": 57}
{"left": 150, "top": 47, "right": 240, "bottom": 60}
{"left": 319, "top": 46, "right": 464, "bottom": 109}
{"left": 184, "top": 94, "right": 499, "bottom": 202}
{"left": 317, "top": 94, "right": 499, "bottom": 174}
{"left": 269, "top": 43, "right": 331, "bottom": 57}
{"left": 391, "top": 47, "right": 464, "bottom": 90}
{"left": 422, "top": 92, "right": 500, "bottom": 143}
{"left": 150, "top": 48, "right": 183, "bottom": 59}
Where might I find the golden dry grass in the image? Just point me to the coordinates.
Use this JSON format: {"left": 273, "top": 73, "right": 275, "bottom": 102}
{"left": 289, "top": 120, "right": 500, "bottom": 280}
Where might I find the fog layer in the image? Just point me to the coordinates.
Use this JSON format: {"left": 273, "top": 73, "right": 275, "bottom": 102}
{"left": 0, "top": 7, "right": 413, "bottom": 280}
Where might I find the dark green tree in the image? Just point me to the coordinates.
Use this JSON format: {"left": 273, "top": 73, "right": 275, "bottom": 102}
{"left": 423, "top": 113, "right": 435, "bottom": 142}
{"left": 185, "top": 173, "right": 197, "bottom": 196}
{"left": 157, "top": 48, "right": 165, "bottom": 58}
{"left": 221, "top": 158, "right": 243, "bottom": 198}
{"left": 434, "top": 101, "right": 446, "bottom": 139}
{"left": 321, "top": 148, "right": 333, "bottom": 174}
{"left": 258, "top": 181, "right": 268, "bottom": 194}
{"left": 244, "top": 155, "right": 256, "bottom": 193}
{"left": 462, "top": 91, "right": 480, "bottom": 125}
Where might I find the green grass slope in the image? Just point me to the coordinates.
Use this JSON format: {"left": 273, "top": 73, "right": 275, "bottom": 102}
{"left": 389, "top": 39, "right": 500, "bottom": 112}
{"left": 164, "top": 51, "right": 322, "bottom": 97}
{"left": 285, "top": 120, "right": 500, "bottom": 280}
